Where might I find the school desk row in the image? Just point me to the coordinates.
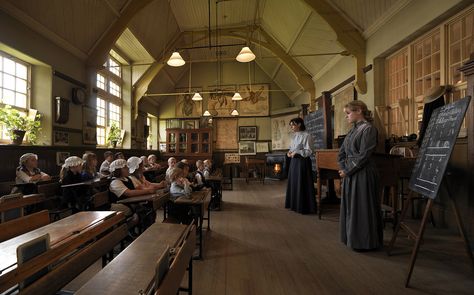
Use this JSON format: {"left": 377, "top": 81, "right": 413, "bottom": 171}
{"left": 0, "top": 189, "right": 213, "bottom": 294}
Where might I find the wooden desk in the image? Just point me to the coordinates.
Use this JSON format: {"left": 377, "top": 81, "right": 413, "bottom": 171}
{"left": 0, "top": 194, "right": 46, "bottom": 213}
{"left": 206, "top": 176, "right": 223, "bottom": 209}
{"left": 245, "top": 158, "right": 265, "bottom": 184}
{"left": 171, "top": 189, "right": 211, "bottom": 259}
{"left": 315, "top": 149, "right": 402, "bottom": 221}
{"left": 0, "top": 211, "right": 116, "bottom": 275}
{"left": 118, "top": 192, "right": 169, "bottom": 210}
{"left": 0, "top": 211, "right": 123, "bottom": 293}
{"left": 60, "top": 177, "right": 110, "bottom": 189}
{"left": 75, "top": 223, "right": 187, "bottom": 295}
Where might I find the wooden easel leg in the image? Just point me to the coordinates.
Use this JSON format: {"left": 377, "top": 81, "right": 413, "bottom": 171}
{"left": 387, "top": 191, "right": 414, "bottom": 256}
{"left": 405, "top": 198, "right": 433, "bottom": 288}
{"left": 444, "top": 183, "right": 474, "bottom": 272}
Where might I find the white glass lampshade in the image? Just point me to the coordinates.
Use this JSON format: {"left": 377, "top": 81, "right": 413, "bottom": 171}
{"left": 192, "top": 92, "right": 203, "bottom": 101}
{"left": 232, "top": 92, "right": 243, "bottom": 100}
{"left": 203, "top": 110, "right": 211, "bottom": 117}
{"left": 236, "top": 46, "right": 256, "bottom": 62}
{"left": 167, "top": 52, "right": 185, "bottom": 67}
{"left": 231, "top": 109, "right": 239, "bottom": 116}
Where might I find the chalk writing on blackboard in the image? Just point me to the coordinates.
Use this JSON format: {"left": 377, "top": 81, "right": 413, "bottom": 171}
{"left": 409, "top": 96, "right": 471, "bottom": 199}
{"left": 304, "top": 109, "right": 326, "bottom": 171}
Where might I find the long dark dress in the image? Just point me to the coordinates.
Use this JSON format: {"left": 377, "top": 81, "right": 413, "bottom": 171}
{"left": 285, "top": 131, "right": 316, "bottom": 214}
{"left": 338, "top": 121, "right": 383, "bottom": 250}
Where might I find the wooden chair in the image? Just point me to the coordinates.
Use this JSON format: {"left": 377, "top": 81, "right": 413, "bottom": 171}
{"left": 37, "top": 182, "right": 70, "bottom": 221}
{"left": 0, "top": 210, "right": 50, "bottom": 242}
{"left": 155, "top": 225, "right": 196, "bottom": 295}
{"left": 0, "top": 193, "right": 24, "bottom": 222}
{"left": 244, "top": 157, "right": 265, "bottom": 184}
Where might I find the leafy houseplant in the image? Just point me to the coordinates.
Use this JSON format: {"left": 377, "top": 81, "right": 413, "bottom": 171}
{"left": 107, "top": 122, "right": 122, "bottom": 148}
{"left": 0, "top": 105, "right": 41, "bottom": 145}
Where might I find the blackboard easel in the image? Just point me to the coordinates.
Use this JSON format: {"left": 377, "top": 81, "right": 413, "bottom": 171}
{"left": 387, "top": 96, "right": 474, "bottom": 287}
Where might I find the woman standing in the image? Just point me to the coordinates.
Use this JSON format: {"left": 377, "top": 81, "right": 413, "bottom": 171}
{"left": 338, "top": 101, "right": 382, "bottom": 251}
{"left": 285, "top": 117, "right": 316, "bottom": 214}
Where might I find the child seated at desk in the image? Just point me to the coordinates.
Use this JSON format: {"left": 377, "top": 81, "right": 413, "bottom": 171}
{"left": 194, "top": 160, "right": 206, "bottom": 186}
{"left": 99, "top": 151, "right": 113, "bottom": 176}
{"left": 14, "top": 153, "right": 51, "bottom": 194}
{"left": 60, "top": 156, "right": 88, "bottom": 212}
{"left": 127, "top": 157, "right": 166, "bottom": 191}
{"left": 81, "top": 152, "right": 99, "bottom": 181}
{"left": 148, "top": 154, "right": 161, "bottom": 170}
{"left": 168, "top": 167, "right": 193, "bottom": 224}
{"left": 109, "top": 159, "right": 156, "bottom": 233}
{"left": 165, "top": 157, "right": 177, "bottom": 183}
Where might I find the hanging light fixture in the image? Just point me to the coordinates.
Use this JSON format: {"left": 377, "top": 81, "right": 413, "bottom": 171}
{"left": 192, "top": 92, "right": 202, "bottom": 101}
{"left": 232, "top": 92, "right": 243, "bottom": 100}
{"left": 203, "top": 110, "right": 211, "bottom": 116}
{"left": 167, "top": 52, "right": 185, "bottom": 67}
{"left": 230, "top": 109, "right": 239, "bottom": 116}
{"left": 236, "top": 46, "right": 256, "bottom": 62}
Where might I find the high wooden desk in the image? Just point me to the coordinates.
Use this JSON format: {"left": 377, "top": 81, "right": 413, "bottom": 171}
{"left": 75, "top": 223, "right": 187, "bottom": 295}
{"left": 0, "top": 211, "right": 122, "bottom": 293}
{"left": 168, "top": 189, "right": 211, "bottom": 259}
{"left": 315, "top": 149, "right": 402, "bottom": 221}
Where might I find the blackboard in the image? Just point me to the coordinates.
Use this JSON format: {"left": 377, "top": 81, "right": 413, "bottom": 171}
{"left": 409, "top": 96, "right": 471, "bottom": 199}
{"left": 304, "top": 109, "right": 326, "bottom": 171}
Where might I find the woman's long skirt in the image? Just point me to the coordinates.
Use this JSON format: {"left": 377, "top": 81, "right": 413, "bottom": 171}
{"left": 285, "top": 156, "right": 316, "bottom": 214}
{"left": 340, "top": 165, "right": 383, "bottom": 250}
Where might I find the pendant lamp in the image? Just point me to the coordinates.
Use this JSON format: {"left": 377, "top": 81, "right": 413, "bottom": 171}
{"left": 192, "top": 92, "right": 203, "bottom": 101}
{"left": 203, "top": 110, "right": 211, "bottom": 117}
{"left": 231, "top": 109, "right": 239, "bottom": 116}
{"left": 167, "top": 52, "right": 185, "bottom": 67}
{"left": 236, "top": 46, "right": 256, "bottom": 62}
{"left": 232, "top": 92, "right": 243, "bottom": 100}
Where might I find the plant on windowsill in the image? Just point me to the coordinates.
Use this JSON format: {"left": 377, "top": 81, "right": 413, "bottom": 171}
{"left": 107, "top": 122, "right": 122, "bottom": 148}
{"left": 0, "top": 105, "right": 41, "bottom": 145}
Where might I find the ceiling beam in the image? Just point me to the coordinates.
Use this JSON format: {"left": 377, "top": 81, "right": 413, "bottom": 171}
{"left": 86, "top": 0, "right": 154, "bottom": 67}
{"left": 302, "top": 0, "right": 367, "bottom": 96}
{"left": 132, "top": 32, "right": 184, "bottom": 119}
{"left": 185, "top": 26, "right": 315, "bottom": 102}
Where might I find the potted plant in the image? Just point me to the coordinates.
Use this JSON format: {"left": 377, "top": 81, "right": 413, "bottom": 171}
{"left": 0, "top": 105, "right": 41, "bottom": 145}
{"left": 107, "top": 122, "right": 122, "bottom": 148}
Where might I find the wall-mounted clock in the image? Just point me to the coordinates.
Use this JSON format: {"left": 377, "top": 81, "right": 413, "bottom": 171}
{"left": 72, "top": 88, "right": 87, "bottom": 105}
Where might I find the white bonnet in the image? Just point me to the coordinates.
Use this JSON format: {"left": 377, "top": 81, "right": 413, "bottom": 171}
{"left": 127, "top": 156, "right": 142, "bottom": 174}
{"left": 109, "top": 159, "right": 128, "bottom": 173}
{"left": 62, "top": 156, "right": 84, "bottom": 168}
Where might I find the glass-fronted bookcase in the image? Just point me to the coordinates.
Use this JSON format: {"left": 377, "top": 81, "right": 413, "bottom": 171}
{"left": 165, "top": 128, "right": 212, "bottom": 157}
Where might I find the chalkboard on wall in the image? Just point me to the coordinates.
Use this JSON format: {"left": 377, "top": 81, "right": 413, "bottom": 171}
{"left": 304, "top": 109, "right": 326, "bottom": 171}
{"left": 409, "top": 96, "right": 471, "bottom": 199}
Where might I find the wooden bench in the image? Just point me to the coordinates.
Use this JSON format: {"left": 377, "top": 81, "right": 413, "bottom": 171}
{"left": 0, "top": 210, "right": 50, "bottom": 242}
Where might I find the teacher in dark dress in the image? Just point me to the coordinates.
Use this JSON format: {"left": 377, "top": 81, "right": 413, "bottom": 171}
{"left": 285, "top": 117, "right": 316, "bottom": 214}
{"left": 338, "top": 101, "right": 383, "bottom": 251}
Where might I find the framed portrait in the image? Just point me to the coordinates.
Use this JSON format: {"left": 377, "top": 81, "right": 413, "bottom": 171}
{"left": 56, "top": 152, "right": 70, "bottom": 166}
{"left": 238, "top": 141, "right": 256, "bottom": 155}
{"left": 53, "top": 131, "right": 69, "bottom": 146}
{"left": 82, "top": 106, "right": 97, "bottom": 145}
{"left": 239, "top": 126, "right": 257, "bottom": 141}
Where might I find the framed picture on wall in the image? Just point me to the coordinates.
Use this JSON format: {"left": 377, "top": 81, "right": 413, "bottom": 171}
{"left": 53, "top": 131, "right": 69, "bottom": 146}
{"left": 238, "top": 141, "right": 256, "bottom": 155}
{"left": 239, "top": 126, "right": 257, "bottom": 141}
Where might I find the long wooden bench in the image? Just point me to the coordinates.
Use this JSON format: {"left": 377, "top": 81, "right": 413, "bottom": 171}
{"left": 0, "top": 210, "right": 50, "bottom": 242}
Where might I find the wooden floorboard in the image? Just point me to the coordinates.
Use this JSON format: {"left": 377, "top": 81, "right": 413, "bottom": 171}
{"left": 192, "top": 179, "right": 474, "bottom": 295}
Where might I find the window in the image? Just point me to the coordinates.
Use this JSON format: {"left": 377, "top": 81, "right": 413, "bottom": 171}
{"left": 147, "top": 116, "right": 152, "bottom": 149}
{"left": 383, "top": 6, "right": 473, "bottom": 137}
{"left": 96, "top": 56, "right": 123, "bottom": 145}
{"left": 0, "top": 52, "right": 30, "bottom": 141}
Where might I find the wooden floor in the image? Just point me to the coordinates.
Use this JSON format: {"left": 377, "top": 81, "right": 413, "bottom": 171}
{"left": 67, "top": 179, "right": 474, "bottom": 294}
{"left": 192, "top": 179, "right": 474, "bottom": 295}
